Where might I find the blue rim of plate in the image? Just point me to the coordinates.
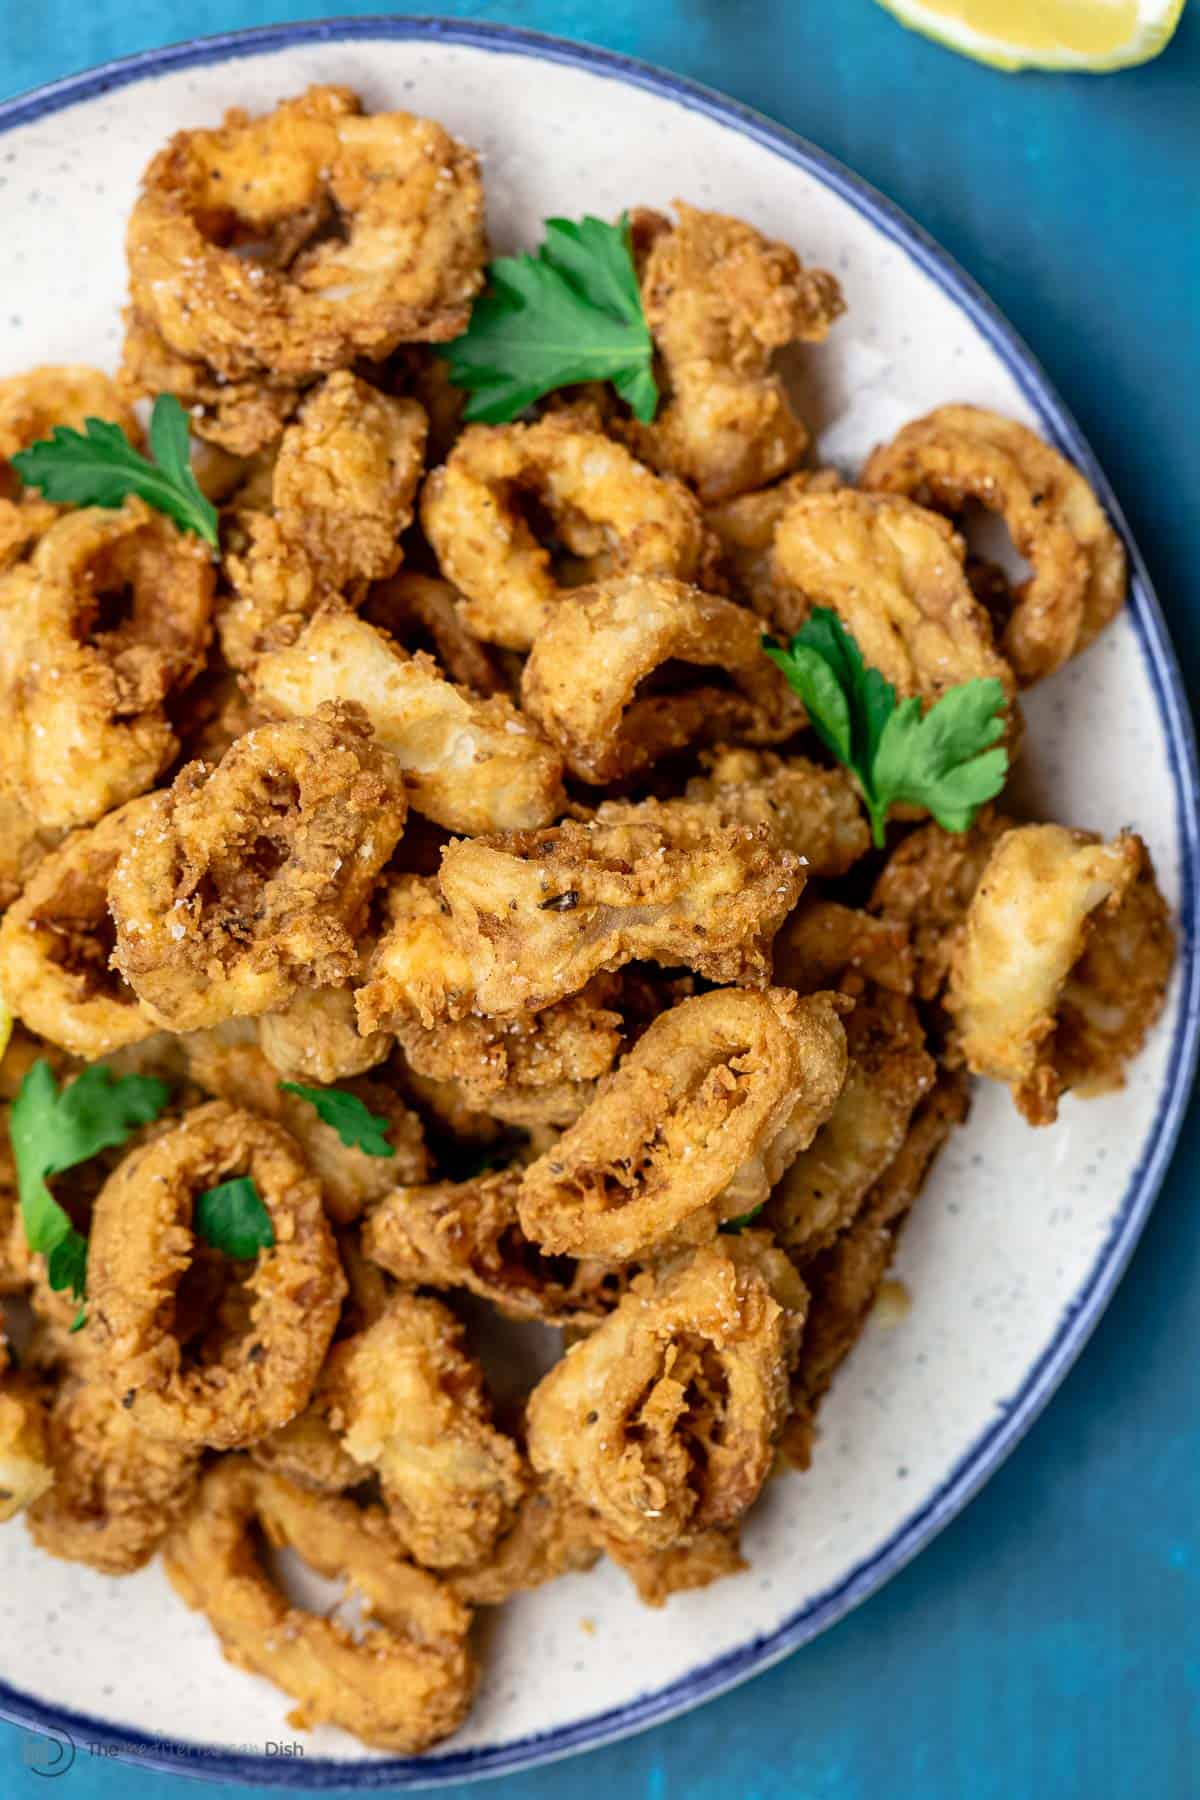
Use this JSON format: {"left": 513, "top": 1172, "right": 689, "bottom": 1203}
{"left": 1, "top": 17, "right": 1197, "bottom": 1792}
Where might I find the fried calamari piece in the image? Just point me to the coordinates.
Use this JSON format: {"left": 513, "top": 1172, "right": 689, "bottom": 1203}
{"left": 323, "top": 1293, "right": 527, "bottom": 1570}
{"left": 120, "top": 308, "right": 306, "bottom": 455}
{"left": 946, "top": 824, "right": 1171, "bottom": 1124}
{"left": 862, "top": 405, "right": 1127, "bottom": 685}
{"left": 25, "top": 1374, "right": 199, "bottom": 1571}
{"left": 868, "top": 808, "right": 1015, "bottom": 1005}
{"left": 605, "top": 1525, "right": 747, "bottom": 1607}
{"left": 392, "top": 979, "right": 623, "bottom": 1125}
{"left": 520, "top": 575, "right": 801, "bottom": 784}
{"left": 705, "top": 469, "right": 842, "bottom": 614}
{"left": 164, "top": 1461, "right": 477, "bottom": 1752}
{"left": 0, "top": 796, "right": 158, "bottom": 1059}
{"left": 783, "top": 1071, "right": 969, "bottom": 1467}
{"left": 767, "top": 901, "right": 931, "bottom": 1255}
{"left": 358, "top": 798, "right": 806, "bottom": 1028}
{"left": 519, "top": 988, "right": 848, "bottom": 1262}
{"left": 181, "top": 1019, "right": 426, "bottom": 1226}
{"left": 526, "top": 1236, "right": 806, "bottom": 1549}
{"left": 258, "top": 984, "right": 394, "bottom": 1085}
{"left": 110, "top": 704, "right": 407, "bottom": 1032}
{"left": 0, "top": 1354, "right": 52, "bottom": 1522}
{"left": 220, "top": 373, "right": 428, "bottom": 667}
{"left": 364, "top": 1169, "right": 630, "bottom": 1327}
{"left": 249, "top": 1400, "right": 363, "bottom": 1496}
{"left": 0, "top": 498, "right": 214, "bottom": 832}
{"left": 251, "top": 612, "right": 565, "bottom": 833}
{"left": 770, "top": 489, "right": 1018, "bottom": 721}
{"left": 364, "top": 571, "right": 509, "bottom": 696}
{"left": 421, "top": 413, "right": 716, "bottom": 649}
{"left": 624, "top": 204, "right": 844, "bottom": 502}
{"left": 686, "top": 746, "right": 870, "bottom": 879}
{"left": 0, "top": 365, "right": 140, "bottom": 567}
{"left": 445, "top": 1478, "right": 601, "bottom": 1605}
{"left": 87, "top": 1102, "right": 345, "bottom": 1448}
{"left": 127, "top": 86, "right": 486, "bottom": 381}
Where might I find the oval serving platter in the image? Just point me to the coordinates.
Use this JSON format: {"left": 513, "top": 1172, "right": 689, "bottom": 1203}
{"left": 0, "top": 19, "right": 1196, "bottom": 1790}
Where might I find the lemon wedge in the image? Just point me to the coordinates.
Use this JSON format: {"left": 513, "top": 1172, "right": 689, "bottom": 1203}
{"left": 873, "top": 0, "right": 1186, "bottom": 70}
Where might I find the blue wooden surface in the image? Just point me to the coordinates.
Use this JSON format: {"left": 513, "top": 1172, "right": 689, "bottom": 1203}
{"left": 3, "top": 5, "right": 1199, "bottom": 1796}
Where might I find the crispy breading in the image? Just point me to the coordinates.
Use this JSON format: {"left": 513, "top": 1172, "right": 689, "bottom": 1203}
{"left": 526, "top": 1237, "right": 806, "bottom": 1549}
{"left": 869, "top": 809, "right": 1014, "bottom": 1004}
{"left": 862, "top": 404, "right": 1126, "bottom": 685}
{"left": 163, "top": 1460, "right": 477, "bottom": 1752}
{"left": 325, "top": 1292, "right": 527, "bottom": 1569}
{"left": 110, "top": 705, "right": 407, "bottom": 1032}
{"left": 421, "top": 413, "right": 717, "bottom": 649}
{"left": 686, "top": 747, "right": 870, "bottom": 879}
{"left": 521, "top": 575, "right": 801, "bottom": 784}
{"left": 518, "top": 987, "right": 848, "bottom": 1262}
{"left": 87, "top": 1102, "right": 345, "bottom": 1449}
{"left": 358, "top": 798, "right": 806, "bottom": 1029}
{"left": 127, "top": 87, "right": 486, "bottom": 380}
{"left": 251, "top": 612, "right": 566, "bottom": 833}
{"left": 624, "top": 204, "right": 844, "bottom": 502}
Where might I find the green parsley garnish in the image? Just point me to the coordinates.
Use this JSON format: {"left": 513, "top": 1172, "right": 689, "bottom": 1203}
{"left": 764, "top": 609, "right": 1009, "bottom": 849}
{"left": 719, "top": 1205, "right": 766, "bottom": 1235}
{"left": 194, "top": 1177, "right": 274, "bottom": 1262}
{"left": 11, "top": 393, "right": 219, "bottom": 549}
{"left": 444, "top": 214, "right": 658, "bottom": 425}
{"left": 9, "top": 1061, "right": 171, "bottom": 1323}
{"left": 279, "top": 1083, "right": 394, "bottom": 1158}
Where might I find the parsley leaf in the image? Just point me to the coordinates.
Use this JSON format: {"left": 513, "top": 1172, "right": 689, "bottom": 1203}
{"left": 11, "top": 394, "right": 219, "bottom": 549}
{"left": 9, "top": 1061, "right": 171, "bottom": 1314}
{"left": 444, "top": 214, "right": 658, "bottom": 424}
{"left": 279, "top": 1083, "right": 394, "bottom": 1158}
{"left": 719, "top": 1205, "right": 766, "bottom": 1235}
{"left": 194, "top": 1177, "right": 275, "bottom": 1261}
{"left": 764, "top": 610, "right": 1009, "bottom": 848}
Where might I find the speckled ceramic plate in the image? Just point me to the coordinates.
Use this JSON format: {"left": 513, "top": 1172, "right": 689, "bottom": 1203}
{"left": 0, "top": 19, "right": 1196, "bottom": 1792}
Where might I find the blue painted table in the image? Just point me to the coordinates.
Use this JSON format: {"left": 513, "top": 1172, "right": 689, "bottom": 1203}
{"left": 3, "top": 6, "right": 1199, "bottom": 1796}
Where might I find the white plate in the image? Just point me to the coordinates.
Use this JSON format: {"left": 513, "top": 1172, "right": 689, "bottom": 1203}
{"left": 1, "top": 21, "right": 1196, "bottom": 1792}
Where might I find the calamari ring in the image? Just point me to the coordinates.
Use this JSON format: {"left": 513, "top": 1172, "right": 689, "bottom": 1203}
{"left": 604, "top": 1525, "right": 747, "bottom": 1608}
{"left": 520, "top": 575, "right": 801, "bottom": 784}
{"left": 518, "top": 987, "right": 848, "bottom": 1263}
{"left": 0, "top": 364, "right": 141, "bottom": 568}
{"left": 770, "top": 488, "right": 1019, "bottom": 720}
{"left": 127, "top": 85, "right": 486, "bottom": 381}
{"left": 163, "top": 1460, "right": 477, "bottom": 1752}
{"left": 357, "top": 797, "right": 806, "bottom": 1028}
{"left": 0, "top": 497, "right": 214, "bottom": 832}
{"left": 219, "top": 373, "right": 428, "bottom": 668}
{"left": 119, "top": 308, "right": 305, "bottom": 455}
{"left": 946, "top": 823, "right": 1171, "bottom": 1125}
{"left": 251, "top": 612, "right": 565, "bottom": 834}
{"left": 685, "top": 746, "right": 870, "bottom": 879}
{"left": 364, "top": 1169, "right": 633, "bottom": 1326}
{"left": 324, "top": 1292, "right": 528, "bottom": 1570}
{"left": 526, "top": 1236, "right": 807, "bottom": 1550}
{"left": 862, "top": 404, "right": 1127, "bottom": 685}
{"left": 0, "top": 795, "right": 159, "bottom": 1059}
{"left": 109, "top": 703, "right": 408, "bottom": 1032}
{"left": 87, "top": 1100, "right": 345, "bottom": 1448}
{"left": 420, "top": 413, "right": 716, "bottom": 650}
{"left": 623, "top": 203, "right": 844, "bottom": 503}
{"left": 25, "top": 1374, "right": 199, "bottom": 1571}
